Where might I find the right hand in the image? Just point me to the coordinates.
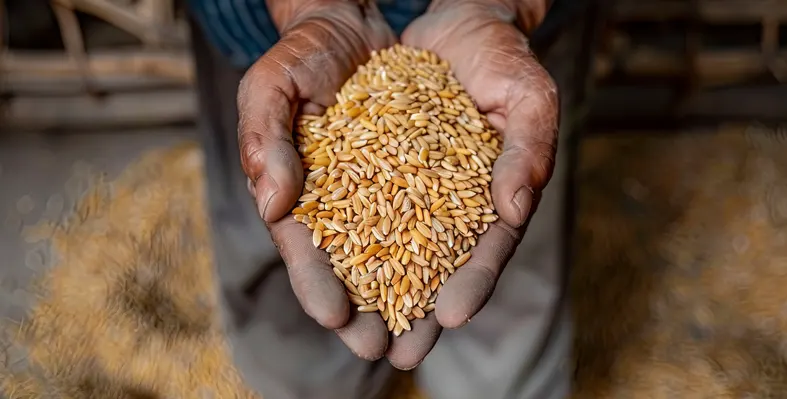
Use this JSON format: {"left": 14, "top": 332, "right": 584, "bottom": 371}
{"left": 237, "top": 1, "right": 396, "bottom": 361}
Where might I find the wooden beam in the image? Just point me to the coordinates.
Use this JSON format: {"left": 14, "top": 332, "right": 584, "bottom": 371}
{"left": 595, "top": 48, "right": 786, "bottom": 86}
{"left": 614, "top": 0, "right": 787, "bottom": 22}
{"left": 51, "top": 2, "right": 94, "bottom": 93}
{"left": 1, "top": 89, "right": 196, "bottom": 131}
{"left": 2, "top": 74, "right": 188, "bottom": 95}
{"left": 0, "top": 0, "right": 5, "bottom": 51}
{"left": 51, "top": 0, "right": 186, "bottom": 46}
{"left": 0, "top": 51, "right": 194, "bottom": 84}
{"left": 587, "top": 84, "right": 787, "bottom": 126}
{"left": 134, "top": 0, "right": 175, "bottom": 29}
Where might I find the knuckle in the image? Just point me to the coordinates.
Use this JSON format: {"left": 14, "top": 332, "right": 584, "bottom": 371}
{"left": 522, "top": 68, "right": 559, "bottom": 113}
{"left": 477, "top": 260, "right": 500, "bottom": 288}
{"left": 238, "top": 117, "right": 297, "bottom": 181}
{"left": 539, "top": 74, "right": 559, "bottom": 110}
{"left": 505, "top": 138, "right": 556, "bottom": 189}
{"left": 238, "top": 132, "right": 268, "bottom": 178}
{"left": 508, "top": 51, "right": 559, "bottom": 108}
{"left": 508, "top": 137, "right": 555, "bottom": 166}
{"left": 488, "top": 222, "right": 522, "bottom": 250}
{"left": 237, "top": 73, "right": 251, "bottom": 109}
{"left": 528, "top": 139, "right": 557, "bottom": 187}
{"left": 505, "top": 69, "right": 559, "bottom": 140}
{"left": 268, "top": 218, "right": 297, "bottom": 258}
{"left": 238, "top": 61, "right": 259, "bottom": 93}
{"left": 524, "top": 135, "right": 557, "bottom": 164}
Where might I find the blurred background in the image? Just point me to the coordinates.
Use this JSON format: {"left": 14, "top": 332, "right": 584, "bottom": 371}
{"left": 1, "top": 0, "right": 787, "bottom": 398}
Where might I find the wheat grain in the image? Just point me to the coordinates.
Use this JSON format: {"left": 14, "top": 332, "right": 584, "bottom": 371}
{"left": 292, "top": 45, "right": 502, "bottom": 335}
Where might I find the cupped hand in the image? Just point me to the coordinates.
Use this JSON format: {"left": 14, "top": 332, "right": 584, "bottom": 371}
{"left": 389, "top": 1, "right": 560, "bottom": 369}
{"left": 237, "top": 1, "right": 396, "bottom": 360}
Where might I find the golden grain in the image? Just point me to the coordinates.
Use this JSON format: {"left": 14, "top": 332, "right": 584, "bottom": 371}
{"left": 292, "top": 45, "right": 501, "bottom": 334}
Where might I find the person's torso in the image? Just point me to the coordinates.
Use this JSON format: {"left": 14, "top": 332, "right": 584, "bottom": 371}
{"left": 187, "top": 0, "right": 432, "bottom": 69}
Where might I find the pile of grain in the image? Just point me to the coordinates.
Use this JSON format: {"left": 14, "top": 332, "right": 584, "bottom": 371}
{"left": 292, "top": 45, "right": 502, "bottom": 336}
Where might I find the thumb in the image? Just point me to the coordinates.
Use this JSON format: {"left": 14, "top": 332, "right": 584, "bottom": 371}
{"left": 491, "top": 71, "right": 559, "bottom": 228}
{"left": 236, "top": 42, "right": 307, "bottom": 223}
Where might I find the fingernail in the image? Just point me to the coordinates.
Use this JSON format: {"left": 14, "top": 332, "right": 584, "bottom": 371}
{"left": 512, "top": 186, "right": 532, "bottom": 228}
{"left": 256, "top": 174, "right": 278, "bottom": 222}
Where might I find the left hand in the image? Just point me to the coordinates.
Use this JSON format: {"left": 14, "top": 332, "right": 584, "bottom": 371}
{"left": 388, "top": 0, "right": 560, "bottom": 369}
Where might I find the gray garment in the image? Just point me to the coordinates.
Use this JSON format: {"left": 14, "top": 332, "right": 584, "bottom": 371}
{"left": 189, "top": 13, "right": 574, "bottom": 399}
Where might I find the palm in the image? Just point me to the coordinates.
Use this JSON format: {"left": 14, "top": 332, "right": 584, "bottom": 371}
{"left": 402, "top": 8, "right": 559, "bottom": 230}
{"left": 402, "top": 12, "right": 519, "bottom": 126}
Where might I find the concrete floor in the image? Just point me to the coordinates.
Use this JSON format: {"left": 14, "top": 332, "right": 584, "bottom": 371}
{"left": 6, "top": 122, "right": 787, "bottom": 398}
{"left": 1, "top": 129, "right": 196, "bottom": 322}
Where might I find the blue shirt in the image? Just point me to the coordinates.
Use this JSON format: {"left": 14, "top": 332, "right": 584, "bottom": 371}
{"left": 188, "top": 0, "right": 431, "bottom": 69}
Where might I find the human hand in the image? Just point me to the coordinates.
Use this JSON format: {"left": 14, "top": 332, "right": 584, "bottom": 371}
{"left": 237, "top": 0, "right": 396, "bottom": 360}
{"left": 388, "top": 0, "right": 559, "bottom": 369}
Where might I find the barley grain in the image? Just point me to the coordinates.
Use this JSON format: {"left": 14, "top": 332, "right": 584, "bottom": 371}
{"left": 292, "top": 45, "right": 502, "bottom": 334}
{"left": 358, "top": 304, "right": 378, "bottom": 313}
{"left": 396, "top": 311, "right": 412, "bottom": 331}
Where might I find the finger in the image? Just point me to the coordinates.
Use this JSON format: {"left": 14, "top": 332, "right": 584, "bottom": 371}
{"left": 335, "top": 311, "right": 389, "bottom": 361}
{"left": 490, "top": 62, "right": 559, "bottom": 228}
{"left": 237, "top": 27, "right": 355, "bottom": 223}
{"left": 237, "top": 53, "right": 302, "bottom": 223}
{"left": 268, "top": 216, "right": 350, "bottom": 329}
{"left": 435, "top": 220, "right": 522, "bottom": 329}
{"left": 386, "top": 313, "right": 442, "bottom": 370}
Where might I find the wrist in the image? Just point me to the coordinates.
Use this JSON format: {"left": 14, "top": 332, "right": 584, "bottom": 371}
{"left": 427, "top": 0, "right": 551, "bottom": 35}
{"left": 266, "top": 0, "right": 375, "bottom": 33}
